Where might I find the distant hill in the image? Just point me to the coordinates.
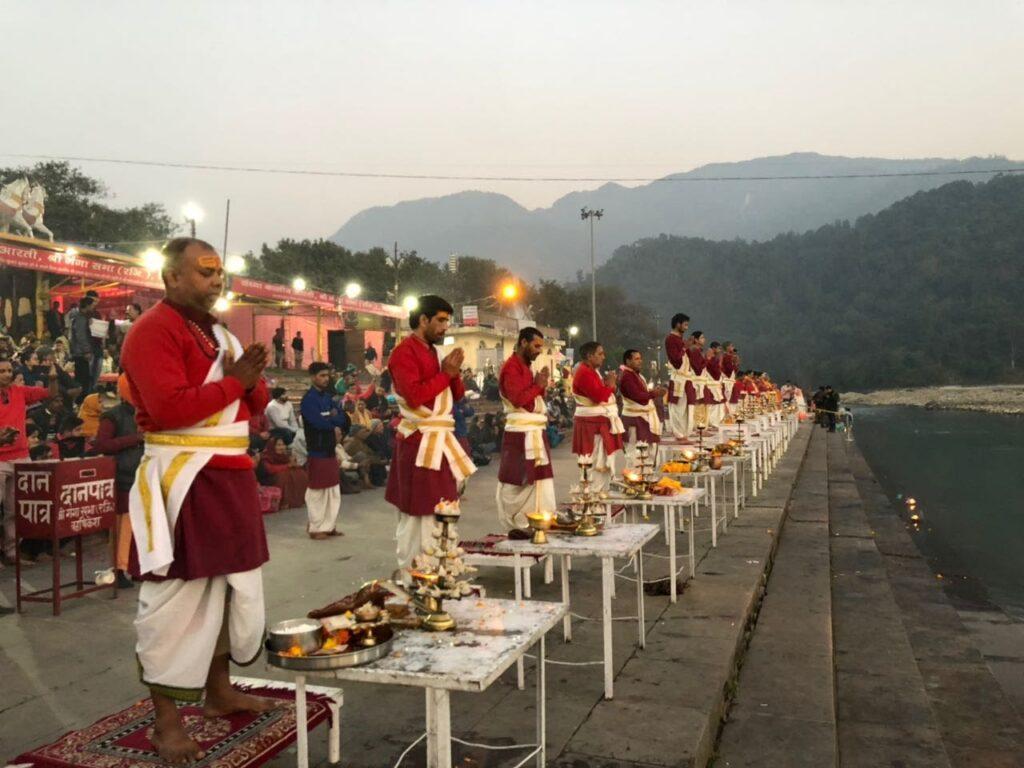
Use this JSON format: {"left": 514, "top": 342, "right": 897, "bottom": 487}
{"left": 596, "top": 174, "right": 1024, "bottom": 391}
{"left": 330, "top": 153, "right": 1020, "bottom": 277}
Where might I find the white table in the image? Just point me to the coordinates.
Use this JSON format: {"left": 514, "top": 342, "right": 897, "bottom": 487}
{"left": 495, "top": 523, "right": 659, "bottom": 700}
{"left": 278, "top": 598, "right": 566, "bottom": 768}
{"left": 658, "top": 465, "right": 737, "bottom": 545}
{"left": 714, "top": 430, "right": 771, "bottom": 493}
{"left": 721, "top": 453, "right": 751, "bottom": 507}
{"left": 233, "top": 676, "right": 343, "bottom": 768}
{"left": 604, "top": 488, "right": 704, "bottom": 601}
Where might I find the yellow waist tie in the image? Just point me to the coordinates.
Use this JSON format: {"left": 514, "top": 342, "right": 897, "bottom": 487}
{"left": 144, "top": 433, "right": 250, "bottom": 450}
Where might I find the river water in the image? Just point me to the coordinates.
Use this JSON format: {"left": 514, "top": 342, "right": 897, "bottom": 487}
{"left": 854, "top": 406, "right": 1024, "bottom": 617}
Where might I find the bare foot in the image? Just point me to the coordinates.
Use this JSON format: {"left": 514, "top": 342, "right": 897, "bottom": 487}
{"left": 309, "top": 532, "right": 330, "bottom": 540}
{"left": 150, "top": 722, "right": 204, "bottom": 765}
{"left": 327, "top": 529, "right": 344, "bottom": 537}
{"left": 203, "top": 687, "right": 281, "bottom": 718}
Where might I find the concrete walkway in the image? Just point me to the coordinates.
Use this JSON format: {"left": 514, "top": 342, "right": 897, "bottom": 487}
{"left": 716, "top": 428, "right": 836, "bottom": 767}
{"left": 719, "top": 426, "right": 1024, "bottom": 768}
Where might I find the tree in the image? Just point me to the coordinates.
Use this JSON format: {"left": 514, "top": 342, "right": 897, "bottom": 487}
{"left": 596, "top": 175, "right": 1024, "bottom": 390}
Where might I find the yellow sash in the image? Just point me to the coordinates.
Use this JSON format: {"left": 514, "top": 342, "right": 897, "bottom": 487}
{"left": 396, "top": 386, "right": 476, "bottom": 482}
{"left": 501, "top": 394, "right": 549, "bottom": 467}
{"left": 129, "top": 324, "right": 246, "bottom": 576}
{"left": 620, "top": 372, "right": 662, "bottom": 436}
{"left": 573, "top": 393, "right": 625, "bottom": 435}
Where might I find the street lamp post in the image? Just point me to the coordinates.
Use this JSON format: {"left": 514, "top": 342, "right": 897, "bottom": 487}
{"left": 580, "top": 207, "right": 603, "bottom": 340}
{"left": 182, "top": 202, "right": 204, "bottom": 238}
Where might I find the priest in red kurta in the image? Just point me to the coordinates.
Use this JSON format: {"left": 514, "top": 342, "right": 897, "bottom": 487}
{"left": 665, "top": 313, "right": 690, "bottom": 438}
{"left": 722, "top": 342, "right": 740, "bottom": 406}
{"left": 120, "top": 238, "right": 274, "bottom": 764}
{"left": 619, "top": 348, "right": 666, "bottom": 461}
{"left": 704, "top": 342, "right": 726, "bottom": 428}
{"left": 497, "top": 327, "right": 555, "bottom": 532}
{"left": 572, "top": 341, "right": 624, "bottom": 496}
{"left": 386, "top": 295, "right": 476, "bottom": 574}
{"left": 685, "top": 331, "right": 708, "bottom": 431}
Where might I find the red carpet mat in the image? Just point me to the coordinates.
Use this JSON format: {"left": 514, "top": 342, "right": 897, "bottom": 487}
{"left": 8, "top": 683, "right": 332, "bottom": 768}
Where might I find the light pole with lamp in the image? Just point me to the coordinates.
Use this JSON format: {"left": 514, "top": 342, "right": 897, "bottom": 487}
{"left": 580, "top": 207, "right": 603, "bottom": 340}
{"left": 182, "top": 202, "right": 204, "bottom": 238}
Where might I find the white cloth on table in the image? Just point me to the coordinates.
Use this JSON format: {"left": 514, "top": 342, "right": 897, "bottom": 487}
{"left": 496, "top": 477, "right": 556, "bottom": 531}
{"left": 135, "top": 567, "right": 265, "bottom": 694}
{"left": 305, "top": 486, "right": 341, "bottom": 533}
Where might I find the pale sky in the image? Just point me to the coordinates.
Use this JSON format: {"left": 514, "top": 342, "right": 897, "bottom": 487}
{"left": 2, "top": 0, "right": 1022, "bottom": 255}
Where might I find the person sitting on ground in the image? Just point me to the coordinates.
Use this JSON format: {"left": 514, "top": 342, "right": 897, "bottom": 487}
{"left": 343, "top": 424, "right": 385, "bottom": 488}
{"left": 351, "top": 398, "right": 373, "bottom": 429}
{"left": 24, "top": 423, "right": 41, "bottom": 453}
{"left": 335, "top": 431, "right": 366, "bottom": 495}
{"left": 365, "top": 417, "right": 392, "bottom": 462}
{"left": 265, "top": 386, "right": 299, "bottom": 444}
{"left": 17, "top": 349, "right": 44, "bottom": 387}
{"left": 30, "top": 395, "right": 65, "bottom": 442}
{"left": 78, "top": 382, "right": 118, "bottom": 438}
{"left": 453, "top": 398, "right": 475, "bottom": 454}
{"left": 471, "top": 414, "right": 499, "bottom": 454}
{"left": 365, "top": 385, "right": 386, "bottom": 415}
{"left": 249, "top": 409, "right": 272, "bottom": 452}
{"left": 56, "top": 416, "right": 87, "bottom": 459}
{"left": 483, "top": 370, "right": 500, "bottom": 401}
{"left": 258, "top": 436, "right": 309, "bottom": 510}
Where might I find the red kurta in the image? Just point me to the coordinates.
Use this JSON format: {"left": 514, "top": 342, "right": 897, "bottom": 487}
{"left": 684, "top": 346, "right": 705, "bottom": 405}
{"left": 728, "top": 356, "right": 745, "bottom": 404}
{"left": 385, "top": 335, "right": 465, "bottom": 517}
{"left": 121, "top": 299, "right": 270, "bottom": 580}
{"left": 665, "top": 333, "right": 686, "bottom": 404}
{"left": 572, "top": 364, "right": 623, "bottom": 456}
{"left": 703, "top": 356, "right": 723, "bottom": 405}
{"left": 721, "top": 352, "right": 738, "bottom": 378}
{"left": 619, "top": 367, "right": 660, "bottom": 443}
{"left": 498, "top": 354, "right": 554, "bottom": 486}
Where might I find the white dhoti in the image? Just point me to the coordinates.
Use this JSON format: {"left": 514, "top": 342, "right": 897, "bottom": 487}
{"left": 135, "top": 567, "right": 265, "bottom": 700}
{"left": 496, "top": 477, "right": 557, "bottom": 531}
{"left": 667, "top": 400, "right": 690, "bottom": 438}
{"left": 305, "top": 486, "right": 341, "bottom": 534}
{"left": 585, "top": 439, "right": 619, "bottom": 497}
{"left": 396, "top": 512, "right": 436, "bottom": 572}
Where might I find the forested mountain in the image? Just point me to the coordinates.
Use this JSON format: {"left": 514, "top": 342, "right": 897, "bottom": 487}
{"left": 330, "top": 153, "right": 1020, "bottom": 278}
{"left": 597, "top": 175, "right": 1024, "bottom": 391}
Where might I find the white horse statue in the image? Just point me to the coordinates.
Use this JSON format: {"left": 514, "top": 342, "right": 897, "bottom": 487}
{"left": 0, "top": 177, "right": 33, "bottom": 237}
{"left": 21, "top": 183, "right": 54, "bottom": 241}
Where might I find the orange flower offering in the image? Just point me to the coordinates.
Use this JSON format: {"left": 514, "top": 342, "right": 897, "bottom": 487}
{"left": 661, "top": 461, "right": 691, "bottom": 473}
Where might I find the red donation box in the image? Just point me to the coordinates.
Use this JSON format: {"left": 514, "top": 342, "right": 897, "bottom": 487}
{"left": 14, "top": 456, "right": 119, "bottom": 614}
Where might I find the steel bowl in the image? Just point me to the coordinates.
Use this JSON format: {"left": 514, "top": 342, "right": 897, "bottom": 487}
{"left": 267, "top": 618, "right": 323, "bottom": 655}
{"left": 267, "top": 630, "right": 395, "bottom": 671}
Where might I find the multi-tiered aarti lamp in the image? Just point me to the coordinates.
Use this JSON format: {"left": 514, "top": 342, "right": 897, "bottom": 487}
{"left": 409, "top": 500, "right": 476, "bottom": 631}
{"left": 614, "top": 444, "right": 655, "bottom": 518}
{"left": 567, "top": 456, "right": 602, "bottom": 536}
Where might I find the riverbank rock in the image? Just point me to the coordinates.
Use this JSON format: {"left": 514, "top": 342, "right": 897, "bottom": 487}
{"left": 842, "top": 384, "right": 1024, "bottom": 415}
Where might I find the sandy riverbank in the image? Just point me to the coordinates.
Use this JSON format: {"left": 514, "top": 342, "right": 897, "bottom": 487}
{"left": 843, "top": 384, "right": 1024, "bottom": 415}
